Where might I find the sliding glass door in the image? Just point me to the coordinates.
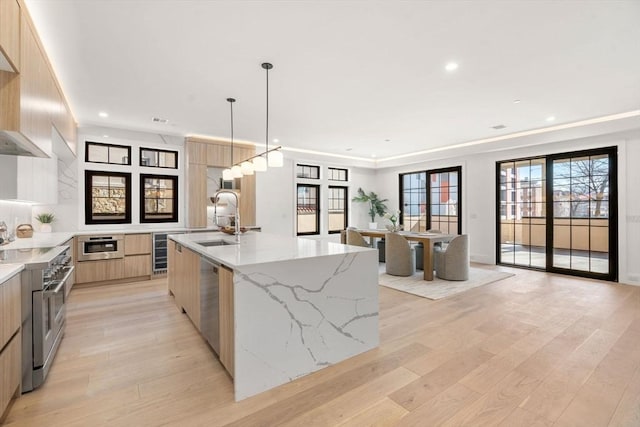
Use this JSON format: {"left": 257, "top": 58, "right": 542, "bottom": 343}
{"left": 497, "top": 146, "right": 617, "bottom": 281}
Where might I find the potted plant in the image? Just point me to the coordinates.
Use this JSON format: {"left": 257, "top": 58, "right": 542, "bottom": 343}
{"left": 35, "top": 212, "right": 55, "bottom": 233}
{"left": 352, "top": 188, "right": 388, "bottom": 229}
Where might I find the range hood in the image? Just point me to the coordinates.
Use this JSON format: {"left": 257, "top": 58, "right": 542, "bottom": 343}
{"left": 0, "top": 130, "right": 49, "bottom": 158}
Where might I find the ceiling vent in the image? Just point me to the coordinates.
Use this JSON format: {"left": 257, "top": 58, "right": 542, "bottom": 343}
{"left": 491, "top": 124, "right": 506, "bottom": 130}
{"left": 152, "top": 117, "right": 169, "bottom": 124}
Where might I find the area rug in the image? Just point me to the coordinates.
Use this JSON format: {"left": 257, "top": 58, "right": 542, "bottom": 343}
{"left": 378, "top": 266, "right": 514, "bottom": 300}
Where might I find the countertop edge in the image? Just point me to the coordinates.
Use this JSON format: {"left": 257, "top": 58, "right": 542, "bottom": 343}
{"left": 0, "top": 264, "right": 25, "bottom": 284}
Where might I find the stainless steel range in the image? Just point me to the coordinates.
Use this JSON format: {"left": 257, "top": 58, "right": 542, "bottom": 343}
{"left": 0, "top": 246, "right": 74, "bottom": 392}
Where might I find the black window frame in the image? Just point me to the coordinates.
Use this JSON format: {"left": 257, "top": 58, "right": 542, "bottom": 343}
{"left": 85, "top": 141, "right": 132, "bottom": 165}
{"left": 328, "top": 185, "right": 348, "bottom": 234}
{"left": 85, "top": 170, "right": 132, "bottom": 225}
{"left": 139, "top": 147, "right": 179, "bottom": 169}
{"left": 140, "top": 174, "right": 179, "bottom": 223}
{"left": 296, "top": 183, "right": 320, "bottom": 236}
{"left": 296, "top": 164, "right": 320, "bottom": 179}
{"left": 328, "top": 167, "right": 348, "bottom": 182}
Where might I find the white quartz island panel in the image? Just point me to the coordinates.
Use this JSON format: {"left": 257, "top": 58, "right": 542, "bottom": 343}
{"left": 169, "top": 232, "right": 379, "bottom": 401}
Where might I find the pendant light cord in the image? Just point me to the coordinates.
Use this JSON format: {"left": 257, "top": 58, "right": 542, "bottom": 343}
{"left": 227, "top": 97, "right": 235, "bottom": 167}
{"left": 265, "top": 65, "right": 269, "bottom": 154}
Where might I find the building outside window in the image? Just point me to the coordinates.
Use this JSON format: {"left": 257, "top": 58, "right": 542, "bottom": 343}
{"left": 328, "top": 186, "right": 348, "bottom": 233}
{"left": 297, "top": 184, "right": 320, "bottom": 235}
{"left": 140, "top": 174, "right": 178, "bottom": 222}
{"left": 85, "top": 171, "right": 131, "bottom": 224}
{"left": 85, "top": 141, "right": 131, "bottom": 165}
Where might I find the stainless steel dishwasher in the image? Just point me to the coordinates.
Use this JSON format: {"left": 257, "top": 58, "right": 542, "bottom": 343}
{"left": 199, "top": 257, "right": 220, "bottom": 355}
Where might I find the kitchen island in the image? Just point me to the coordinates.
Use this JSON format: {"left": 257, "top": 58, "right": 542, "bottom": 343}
{"left": 168, "top": 231, "right": 379, "bottom": 401}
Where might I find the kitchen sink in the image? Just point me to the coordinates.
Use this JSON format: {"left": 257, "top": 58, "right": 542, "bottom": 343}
{"left": 196, "top": 240, "right": 237, "bottom": 247}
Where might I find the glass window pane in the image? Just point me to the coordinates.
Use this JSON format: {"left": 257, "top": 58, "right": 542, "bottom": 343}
{"left": 87, "top": 144, "right": 108, "bottom": 163}
{"left": 110, "top": 146, "right": 130, "bottom": 165}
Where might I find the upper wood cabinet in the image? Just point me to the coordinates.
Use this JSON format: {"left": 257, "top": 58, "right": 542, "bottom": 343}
{"left": 0, "top": 0, "right": 20, "bottom": 72}
{"left": 0, "top": 3, "right": 77, "bottom": 155}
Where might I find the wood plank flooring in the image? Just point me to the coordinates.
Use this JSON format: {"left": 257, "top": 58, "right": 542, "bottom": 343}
{"left": 3, "top": 267, "right": 640, "bottom": 426}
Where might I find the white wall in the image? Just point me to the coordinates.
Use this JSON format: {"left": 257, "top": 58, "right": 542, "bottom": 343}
{"left": 256, "top": 152, "right": 377, "bottom": 240}
{"left": 375, "top": 129, "right": 640, "bottom": 285}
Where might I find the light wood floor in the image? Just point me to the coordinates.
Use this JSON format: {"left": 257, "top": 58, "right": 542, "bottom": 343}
{"left": 3, "top": 267, "right": 640, "bottom": 426}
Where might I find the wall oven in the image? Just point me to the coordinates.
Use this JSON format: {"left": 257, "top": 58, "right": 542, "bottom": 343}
{"left": 77, "top": 234, "right": 124, "bottom": 261}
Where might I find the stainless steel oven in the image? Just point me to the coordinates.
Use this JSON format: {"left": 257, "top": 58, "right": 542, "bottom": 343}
{"left": 77, "top": 234, "right": 124, "bottom": 261}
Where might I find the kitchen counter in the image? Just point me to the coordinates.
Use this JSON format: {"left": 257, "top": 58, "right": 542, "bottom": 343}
{"left": 1, "top": 232, "right": 74, "bottom": 250}
{"left": 170, "top": 231, "right": 369, "bottom": 268}
{"left": 169, "top": 231, "right": 379, "bottom": 401}
{"left": 0, "top": 263, "right": 24, "bottom": 283}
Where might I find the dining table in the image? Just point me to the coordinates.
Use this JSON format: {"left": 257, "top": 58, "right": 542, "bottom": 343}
{"left": 341, "top": 229, "right": 455, "bottom": 281}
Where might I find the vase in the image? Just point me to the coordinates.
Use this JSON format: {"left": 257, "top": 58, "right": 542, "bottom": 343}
{"left": 368, "top": 222, "right": 377, "bottom": 230}
{"left": 40, "top": 224, "right": 52, "bottom": 233}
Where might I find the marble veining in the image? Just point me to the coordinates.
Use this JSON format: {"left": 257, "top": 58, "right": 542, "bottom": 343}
{"left": 233, "top": 249, "right": 379, "bottom": 400}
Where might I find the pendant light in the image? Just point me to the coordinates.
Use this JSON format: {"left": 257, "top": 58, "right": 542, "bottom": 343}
{"left": 222, "top": 97, "right": 240, "bottom": 180}
{"left": 264, "top": 62, "right": 283, "bottom": 168}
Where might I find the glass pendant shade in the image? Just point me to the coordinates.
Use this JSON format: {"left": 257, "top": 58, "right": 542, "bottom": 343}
{"left": 231, "top": 165, "right": 243, "bottom": 178}
{"left": 222, "top": 168, "right": 233, "bottom": 181}
{"left": 240, "top": 161, "right": 254, "bottom": 175}
{"left": 253, "top": 155, "right": 267, "bottom": 172}
{"left": 268, "top": 150, "right": 284, "bottom": 167}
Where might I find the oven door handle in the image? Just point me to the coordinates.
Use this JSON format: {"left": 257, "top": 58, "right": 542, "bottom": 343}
{"left": 46, "top": 266, "right": 75, "bottom": 296}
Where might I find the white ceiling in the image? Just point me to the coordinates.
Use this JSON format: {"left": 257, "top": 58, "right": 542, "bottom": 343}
{"left": 25, "top": 0, "right": 640, "bottom": 161}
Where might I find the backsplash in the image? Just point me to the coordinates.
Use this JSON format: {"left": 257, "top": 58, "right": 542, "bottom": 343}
{"left": 0, "top": 201, "right": 32, "bottom": 240}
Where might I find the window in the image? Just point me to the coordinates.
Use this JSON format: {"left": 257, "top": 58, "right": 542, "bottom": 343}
{"left": 328, "top": 186, "right": 348, "bottom": 233}
{"left": 86, "top": 141, "right": 131, "bottom": 165}
{"left": 85, "top": 171, "right": 131, "bottom": 224}
{"left": 297, "top": 184, "right": 320, "bottom": 235}
{"left": 400, "top": 167, "right": 462, "bottom": 233}
{"left": 140, "top": 174, "right": 178, "bottom": 223}
{"left": 296, "top": 164, "right": 320, "bottom": 179}
{"left": 328, "top": 167, "right": 348, "bottom": 181}
{"left": 140, "top": 147, "right": 178, "bottom": 169}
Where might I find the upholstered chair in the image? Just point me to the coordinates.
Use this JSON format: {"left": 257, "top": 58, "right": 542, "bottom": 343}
{"left": 346, "top": 229, "right": 370, "bottom": 247}
{"left": 433, "top": 234, "right": 469, "bottom": 281}
{"left": 385, "top": 232, "right": 415, "bottom": 276}
{"left": 377, "top": 239, "right": 386, "bottom": 262}
{"left": 415, "top": 229, "right": 442, "bottom": 270}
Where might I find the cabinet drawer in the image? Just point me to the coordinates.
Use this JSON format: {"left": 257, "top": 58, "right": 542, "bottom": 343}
{"left": 0, "top": 333, "right": 20, "bottom": 418}
{"left": 124, "top": 233, "right": 152, "bottom": 255}
{"left": 0, "top": 272, "right": 20, "bottom": 350}
{"left": 124, "top": 254, "right": 152, "bottom": 278}
{"left": 76, "top": 259, "right": 125, "bottom": 283}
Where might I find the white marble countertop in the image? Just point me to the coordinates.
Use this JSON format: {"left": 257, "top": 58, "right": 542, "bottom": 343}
{"left": 0, "top": 232, "right": 75, "bottom": 250}
{"left": 0, "top": 263, "right": 24, "bottom": 284}
{"left": 170, "top": 231, "right": 375, "bottom": 268}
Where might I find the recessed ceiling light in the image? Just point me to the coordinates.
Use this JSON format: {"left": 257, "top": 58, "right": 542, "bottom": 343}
{"left": 546, "top": 116, "right": 556, "bottom": 122}
{"left": 103, "top": 135, "right": 109, "bottom": 138}
{"left": 273, "top": 138, "right": 279, "bottom": 143}
{"left": 371, "top": 154, "right": 377, "bottom": 158}
{"left": 98, "top": 112, "right": 108, "bottom": 118}
{"left": 513, "top": 99, "right": 521, "bottom": 104}
{"left": 445, "top": 62, "right": 459, "bottom": 72}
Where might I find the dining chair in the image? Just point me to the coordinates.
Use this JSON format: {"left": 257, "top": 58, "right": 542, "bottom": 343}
{"left": 385, "top": 232, "right": 415, "bottom": 276}
{"left": 346, "top": 229, "right": 370, "bottom": 247}
{"left": 433, "top": 234, "right": 469, "bottom": 280}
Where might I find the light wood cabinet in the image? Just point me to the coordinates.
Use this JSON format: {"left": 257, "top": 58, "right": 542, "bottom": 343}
{"left": 0, "top": 272, "right": 20, "bottom": 352}
{"left": 0, "top": 0, "right": 20, "bottom": 72}
{"left": 76, "top": 259, "right": 125, "bottom": 284}
{"left": 124, "top": 254, "right": 152, "bottom": 278}
{"left": 168, "top": 243, "right": 201, "bottom": 329}
{"left": 167, "top": 240, "right": 176, "bottom": 296}
{"left": 125, "top": 233, "right": 152, "bottom": 255}
{"left": 186, "top": 138, "right": 256, "bottom": 228}
{"left": 0, "top": 271, "right": 21, "bottom": 420}
{"left": 219, "top": 265, "right": 234, "bottom": 377}
{"left": 187, "top": 163, "right": 207, "bottom": 227}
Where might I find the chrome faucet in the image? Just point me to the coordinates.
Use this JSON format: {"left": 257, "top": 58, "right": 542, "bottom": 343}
{"left": 213, "top": 190, "right": 241, "bottom": 235}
